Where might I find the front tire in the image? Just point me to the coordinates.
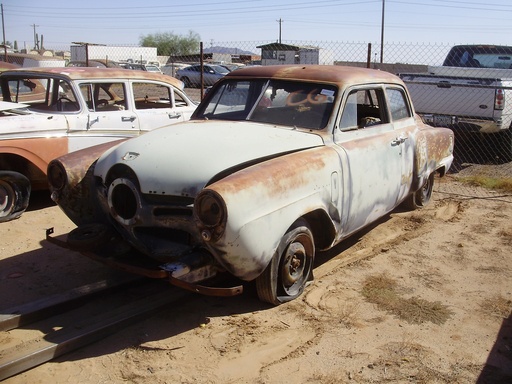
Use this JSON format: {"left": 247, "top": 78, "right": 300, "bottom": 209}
{"left": 256, "top": 219, "right": 315, "bottom": 305}
{"left": 404, "top": 172, "right": 434, "bottom": 210}
{"left": 0, "top": 171, "right": 31, "bottom": 222}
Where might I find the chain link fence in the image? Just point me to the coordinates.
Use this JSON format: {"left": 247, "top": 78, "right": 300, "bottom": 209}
{"left": 4, "top": 40, "right": 512, "bottom": 201}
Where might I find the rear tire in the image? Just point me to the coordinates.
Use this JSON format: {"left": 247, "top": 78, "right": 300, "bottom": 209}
{"left": 0, "top": 171, "right": 31, "bottom": 222}
{"left": 404, "top": 173, "right": 434, "bottom": 210}
{"left": 498, "top": 129, "right": 512, "bottom": 162}
{"left": 256, "top": 219, "right": 315, "bottom": 305}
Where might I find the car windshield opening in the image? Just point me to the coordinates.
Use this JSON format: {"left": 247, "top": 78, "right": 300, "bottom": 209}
{"left": 197, "top": 79, "right": 337, "bottom": 130}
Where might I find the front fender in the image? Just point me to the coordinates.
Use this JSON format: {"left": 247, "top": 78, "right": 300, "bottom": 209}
{"left": 48, "top": 139, "right": 127, "bottom": 226}
{"left": 204, "top": 146, "right": 341, "bottom": 281}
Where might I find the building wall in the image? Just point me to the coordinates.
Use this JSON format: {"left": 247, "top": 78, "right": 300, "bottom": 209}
{"left": 70, "top": 46, "right": 158, "bottom": 64}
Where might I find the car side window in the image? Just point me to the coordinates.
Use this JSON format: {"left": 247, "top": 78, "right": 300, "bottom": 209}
{"left": 386, "top": 88, "right": 411, "bottom": 121}
{"left": 80, "top": 83, "right": 126, "bottom": 112}
{"left": 132, "top": 82, "right": 173, "bottom": 110}
{"left": 5, "top": 77, "right": 48, "bottom": 105}
{"left": 339, "top": 88, "right": 386, "bottom": 131}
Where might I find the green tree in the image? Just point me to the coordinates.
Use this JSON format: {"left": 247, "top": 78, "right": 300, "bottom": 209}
{"left": 140, "top": 31, "right": 200, "bottom": 56}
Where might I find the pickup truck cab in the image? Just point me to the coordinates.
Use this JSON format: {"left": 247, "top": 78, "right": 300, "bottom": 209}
{"left": 0, "top": 67, "right": 197, "bottom": 222}
{"left": 399, "top": 45, "right": 512, "bottom": 161}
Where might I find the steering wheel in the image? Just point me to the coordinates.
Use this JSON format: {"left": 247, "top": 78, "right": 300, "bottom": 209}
{"left": 57, "top": 97, "right": 78, "bottom": 111}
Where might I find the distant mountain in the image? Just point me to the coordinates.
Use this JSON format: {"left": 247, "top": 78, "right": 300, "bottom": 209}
{"left": 204, "top": 46, "right": 256, "bottom": 55}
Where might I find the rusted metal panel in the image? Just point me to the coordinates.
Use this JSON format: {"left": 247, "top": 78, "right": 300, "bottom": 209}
{"left": 0, "top": 67, "right": 185, "bottom": 88}
{"left": 227, "top": 64, "right": 406, "bottom": 88}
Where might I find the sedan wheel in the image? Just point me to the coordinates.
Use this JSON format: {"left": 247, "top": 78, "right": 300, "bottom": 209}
{"left": 0, "top": 172, "right": 31, "bottom": 223}
{"left": 256, "top": 219, "right": 315, "bottom": 305}
{"left": 405, "top": 172, "right": 434, "bottom": 210}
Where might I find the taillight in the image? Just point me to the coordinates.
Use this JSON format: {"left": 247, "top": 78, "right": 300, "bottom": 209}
{"left": 495, "top": 89, "right": 504, "bottom": 110}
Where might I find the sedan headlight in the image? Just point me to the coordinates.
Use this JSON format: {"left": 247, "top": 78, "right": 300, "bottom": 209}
{"left": 194, "top": 190, "right": 226, "bottom": 241}
{"left": 47, "top": 160, "right": 67, "bottom": 192}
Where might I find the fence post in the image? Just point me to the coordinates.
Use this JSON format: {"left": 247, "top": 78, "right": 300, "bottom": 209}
{"left": 367, "top": 43, "right": 372, "bottom": 68}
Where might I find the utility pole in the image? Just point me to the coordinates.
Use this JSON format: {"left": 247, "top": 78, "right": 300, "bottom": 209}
{"left": 277, "top": 18, "right": 283, "bottom": 44}
{"left": 380, "top": 0, "right": 385, "bottom": 63}
{"left": 1, "top": 4, "right": 7, "bottom": 61}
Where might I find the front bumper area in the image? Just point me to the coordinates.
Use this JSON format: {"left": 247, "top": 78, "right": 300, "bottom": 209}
{"left": 46, "top": 225, "right": 243, "bottom": 297}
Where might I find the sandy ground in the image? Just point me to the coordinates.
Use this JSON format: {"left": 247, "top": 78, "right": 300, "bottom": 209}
{"left": 1, "top": 177, "right": 512, "bottom": 384}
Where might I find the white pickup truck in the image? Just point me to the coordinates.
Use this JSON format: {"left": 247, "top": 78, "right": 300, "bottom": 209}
{"left": 0, "top": 67, "right": 197, "bottom": 222}
{"left": 399, "top": 45, "right": 512, "bottom": 161}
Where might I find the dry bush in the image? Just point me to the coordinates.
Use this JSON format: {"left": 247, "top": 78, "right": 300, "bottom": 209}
{"left": 480, "top": 295, "right": 512, "bottom": 318}
{"left": 361, "top": 273, "right": 453, "bottom": 324}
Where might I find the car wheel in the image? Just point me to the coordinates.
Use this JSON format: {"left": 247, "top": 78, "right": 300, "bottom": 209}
{"left": 181, "top": 77, "right": 192, "bottom": 88}
{"left": 0, "top": 171, "right": 31, "bottom": 223}
{"left": 256, "top": 219, "right": 315, "bottom": 305}
{"left": 499, "top": 129, "right": 512, "bottom": 162}
{"left": 405, "top": 172, "right": 434, "bottom": 210}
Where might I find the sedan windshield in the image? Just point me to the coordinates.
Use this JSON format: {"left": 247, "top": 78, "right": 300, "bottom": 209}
{"left": 195, "top": 79, "right": 337, "bottom": 130}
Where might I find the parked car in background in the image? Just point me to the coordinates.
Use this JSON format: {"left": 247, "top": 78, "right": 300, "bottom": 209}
{"left": 161, "top": 63, "right": 189, "bottom": 77}
{"left": 0, "top": 67, "right": 196, "bottom": 222}
{"left": 67, "top": 59, "right": 123, "bottom": 68}
{"left": 47, "top": 65, "right": 454, "bottom": 305}
{"left": 175, "top": 64, "right": 230, "bottom": 87}
{"left": 119, "top": 62, "right": 162, "bottom": 73}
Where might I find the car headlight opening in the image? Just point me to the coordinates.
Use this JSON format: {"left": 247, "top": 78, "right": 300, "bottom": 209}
{"left": 47, "top": 161, "right": 67, "bottom": 191}
{"left": 195, "top": 190, "right": 226, "bottom": 228}
{"left": 108, "top": 177, "right": 140, "bottom": 225}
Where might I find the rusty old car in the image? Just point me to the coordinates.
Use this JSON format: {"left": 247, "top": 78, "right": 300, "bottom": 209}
{"left": 0, "top": 67, "right": 197, "bottom": 222}
{"left": 47, "top": 65, "right": 454, "bottom": 305}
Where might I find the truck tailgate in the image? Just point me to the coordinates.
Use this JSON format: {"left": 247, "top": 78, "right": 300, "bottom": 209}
{"left": 400, "top": 73, "right": 497, "bottom": 118}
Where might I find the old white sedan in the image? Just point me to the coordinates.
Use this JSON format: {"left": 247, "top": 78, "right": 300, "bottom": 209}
{"left": 47, "top": 65, "right": 454, "bottom": 305}
{"left": 0, "top": 67, "right": 197, "bottom": 222}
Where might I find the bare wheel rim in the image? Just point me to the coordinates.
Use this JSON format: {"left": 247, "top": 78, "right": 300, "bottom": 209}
{"left": 279, "top": 232, "right": 313, "bottom": 297}
{"left": 418, "top": 174, "right": 433, "bottom": 206}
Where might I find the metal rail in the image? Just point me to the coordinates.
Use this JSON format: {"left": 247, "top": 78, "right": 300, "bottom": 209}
{"left": 0, "top": 279, "right": 190, "bottom": 381}
{"left": 0, "top": 274, "right": 141, "bottom": 332}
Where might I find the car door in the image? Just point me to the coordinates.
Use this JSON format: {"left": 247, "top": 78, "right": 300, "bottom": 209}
{"left": 75, "top": 82, "right": 140, "bottom": 133}
{"left": 333, "top": 86, "right": 404, "bottom": 235}
{"left": 130, "top": 81, "right": 191, "bottom": 131}
{"left": 384, "top": 86, "right": 416, "bottom": 203}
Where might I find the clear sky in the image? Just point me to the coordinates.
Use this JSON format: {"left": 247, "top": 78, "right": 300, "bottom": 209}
{"left": 1, "top": 0, "right": 510, "bottom": 51}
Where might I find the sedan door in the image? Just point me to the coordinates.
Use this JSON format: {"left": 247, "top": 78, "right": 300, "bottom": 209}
{"left": 333, "top": 86, "right": 405, "bottom": 235}
{"left": 75, "top": 82, "right": 140, "bottom": 133}
{"left": 130, "top": 81, "right": 195, "bottom": 131}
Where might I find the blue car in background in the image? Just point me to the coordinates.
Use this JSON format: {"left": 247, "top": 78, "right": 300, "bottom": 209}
{"left": 175, "top": 64, "right": 230, "bottom": 87}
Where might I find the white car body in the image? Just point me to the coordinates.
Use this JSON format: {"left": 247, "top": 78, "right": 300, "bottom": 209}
{"left": 0, "top": 67, "right": 197, "bottom": 222}
{"left": 48, "top": 65, "right": 454, "bottom": 305}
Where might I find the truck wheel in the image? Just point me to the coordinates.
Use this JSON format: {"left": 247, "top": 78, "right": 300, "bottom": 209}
{"left": 0, "top": 171, "right": 31, "bottom": 222}
{"left": 256, "top": 219, "right": 315, "bottom": 305}
{"left": 499, "top": 129, "right": 512, "bottom": 162}
{"left": 404, "top": 173, "right": 434, "bottom": 210}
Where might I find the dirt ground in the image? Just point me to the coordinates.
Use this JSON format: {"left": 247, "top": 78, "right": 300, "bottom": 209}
{"left": 1, "top": 176, "right": 512, "bottom": 384}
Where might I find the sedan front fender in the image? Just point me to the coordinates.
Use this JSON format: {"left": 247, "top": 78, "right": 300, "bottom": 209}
{"left": 203, "top": 146, "right": 342, "bottom": 281}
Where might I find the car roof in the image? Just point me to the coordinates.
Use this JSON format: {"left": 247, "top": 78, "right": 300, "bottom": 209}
{"left": 0, "top": 66, "right": 184, "bottom": 88}
{"left": 224, "top": 65, "right": 406, "bottom": 88}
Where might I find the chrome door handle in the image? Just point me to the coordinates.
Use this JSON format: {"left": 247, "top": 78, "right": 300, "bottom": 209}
{"left": 391, "top": 136, "right": 408, "bottom": 146}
